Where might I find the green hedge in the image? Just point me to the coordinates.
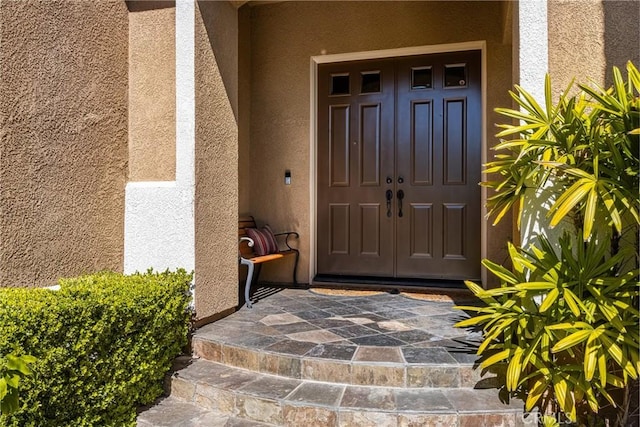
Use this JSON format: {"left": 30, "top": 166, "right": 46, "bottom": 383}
{"left": 0, "top": 269, "right": 193, "bottom": 427}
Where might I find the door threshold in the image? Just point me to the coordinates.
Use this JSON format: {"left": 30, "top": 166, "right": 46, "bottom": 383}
{"left": 312, "top": 274, "right": 468, "bottom": 292}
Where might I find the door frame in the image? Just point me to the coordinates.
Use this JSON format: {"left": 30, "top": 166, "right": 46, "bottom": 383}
{"left": 309, "top": 41, "right": 488, "bottom": 287}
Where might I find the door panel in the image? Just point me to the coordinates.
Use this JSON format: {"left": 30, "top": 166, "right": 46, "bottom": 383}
{"left": 318, "top": 51, "right": 481, "bottom": 281}
{"left": 443, "top": 203, "right": 466, "bottom": 259}
{"left": 360, "top": 204, "right": 381, "bottom": 255}
{"left": 443, "top": 98, "right": 466, "bottom": 184}
{"left": 317, "top": 60, "right": 395, "bottom": 276}
{"left": 395, "top": 51, "right": 481, "bottom": 280}
{"left": 409, "top": 203, "right": 433, "bottom": 258}
{"left": 329, "top": 105, "right": 350, "bottom": 186}
{"left": 410, "top": 101, "right": 434, "bottom": 186}
{"left": 329, "top": 204, "right": 350, "bottom": 254}
{"left": 360, "top": 104, "right": 382, "bottom": 186}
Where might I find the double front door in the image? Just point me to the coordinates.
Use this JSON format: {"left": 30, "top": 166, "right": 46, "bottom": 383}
{"left": 317, "top": 51, "right": 481, "bottom": 281}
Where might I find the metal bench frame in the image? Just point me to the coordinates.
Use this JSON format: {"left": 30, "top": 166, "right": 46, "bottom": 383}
{"left": 239, "top": 216, "right": 299, "bottom": 308}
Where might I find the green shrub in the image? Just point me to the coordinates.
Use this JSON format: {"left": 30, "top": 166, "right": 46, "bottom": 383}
{"left": 457, "top": 236, "right": 638, "bottom": 423}
{"left": 0, "top": 269, "right": 193, "bottom": 427}
{"left": 457, "top": 61, "right": 639, "bottom": 426}
{"left": 0, "top": 353, "right": 36, "bottom": 415}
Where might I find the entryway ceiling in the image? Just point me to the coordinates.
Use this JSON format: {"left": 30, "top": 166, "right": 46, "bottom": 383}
{"left": 230, "top": 0, "right": 284, "bottom": 8}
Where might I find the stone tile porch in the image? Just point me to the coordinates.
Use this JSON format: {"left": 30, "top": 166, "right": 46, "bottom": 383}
{"left": 138, "top": 287, "right": 528, "bottom": 426}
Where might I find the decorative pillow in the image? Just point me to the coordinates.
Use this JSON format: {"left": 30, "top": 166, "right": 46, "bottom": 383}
{"left": 245, "top": 225, "right": 279, "bottom": 256}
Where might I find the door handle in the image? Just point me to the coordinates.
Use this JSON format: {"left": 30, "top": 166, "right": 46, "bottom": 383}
{"left": 397, "top": 189, "right": 404, "bottom": 218}
{"left": 386, "top": 189, "right": 393, "bottom": 218}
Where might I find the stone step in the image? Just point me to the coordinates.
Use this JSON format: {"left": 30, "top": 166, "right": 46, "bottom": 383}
{"left": 193, "top": 333, "right": 493, "bottom": 389}
{"left": 190, "top": 291, "right": 497, "bottom": 390}
{"left": 166, "top": 358, "right": 524, "bottom": 427}
{"left": 137, "top": 396, "right": 277, "bottom": 427}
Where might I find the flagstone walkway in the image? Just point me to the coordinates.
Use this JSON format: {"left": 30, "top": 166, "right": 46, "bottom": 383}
{"left": 195, "top": 288, "right": 484, "bottom": 378}
{"left": 138, "top": 288, "right": 528, "bottom": 426}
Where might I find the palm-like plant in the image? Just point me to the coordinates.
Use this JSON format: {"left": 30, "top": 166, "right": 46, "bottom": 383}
{"left": 486, "top": 62, "right": 638, "bottom": 242}
{"left": 457, "top": 61, "right": 639, "bottom": 426}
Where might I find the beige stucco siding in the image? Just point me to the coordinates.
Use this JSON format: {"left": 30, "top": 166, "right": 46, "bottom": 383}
{"left": 238, "top": 5, "right": 252, "bottom": 215}
{"left": 195, "top": 1, "right": 240, "bottom": 319}
{"left": 0, "top": 0, "right": 128, "bottom": 287}
{"left": 128, "top": 3, "right": 176, "bottom": 182}
{"left": 249, "top": 1, "right": 513, "bottom": 284}
{"left": 548, "top": 0, "right": 640, "bottom": 97}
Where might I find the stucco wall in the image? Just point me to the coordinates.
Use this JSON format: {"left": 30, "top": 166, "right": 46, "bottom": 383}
{"left": 194, "top": 1, "right": 240, "bottom": 319}
{"left": 0, "top": 0, "right": 128, "bottom": 287}
{"left": 516, "top": 0, "right": 639, "bottom": 250}
{"left": 238, "top": 5, "right": 252, "bottom": 215}
{"left": 249, "top": 1, "right": 513, "bottom": 284}
{"left": 124, "top": 0, "right": 195, "bottom": 279}
{"left": 128, "top": 3, "right": 176, "bottom": 182}
{"left": 548, "top": 0, "right": 640, "bottom": 96}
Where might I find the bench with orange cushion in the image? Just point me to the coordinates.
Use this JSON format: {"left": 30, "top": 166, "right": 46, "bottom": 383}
{"left": 239, "top": 216, "right": 299, "bottom": 308}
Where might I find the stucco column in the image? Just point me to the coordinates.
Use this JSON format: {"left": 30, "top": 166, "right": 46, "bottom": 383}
{"left": 513, "top": 0, "right": 551, "bottom": 247}
{"left": 514, "top": 0, "right": 548, "bottom": 100}
{"left": 124, "top": 0, "right": 196, "bottom": 274}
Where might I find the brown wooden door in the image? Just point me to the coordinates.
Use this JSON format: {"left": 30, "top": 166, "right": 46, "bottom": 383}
{"left": 317, "top": 51, "right": 481, "bottom": 281}
{"left": 317, "top": 59, "right": 396, "bottom": 276}
{"left": 395, "top": 52, "right": 481, "bottom": 280}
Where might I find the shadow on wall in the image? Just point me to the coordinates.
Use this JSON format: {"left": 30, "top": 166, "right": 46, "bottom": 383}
{"left": 519, "top": 184, "right": 574, "bottom": 252}
{"left": 603, "top": 0, "right": 640, "bottom": 85}
{"left": 126, "top": 0, "right": 175, "bottom": 13}
{"left": 197, "top": 0, "right": 240, "bottom": 122}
